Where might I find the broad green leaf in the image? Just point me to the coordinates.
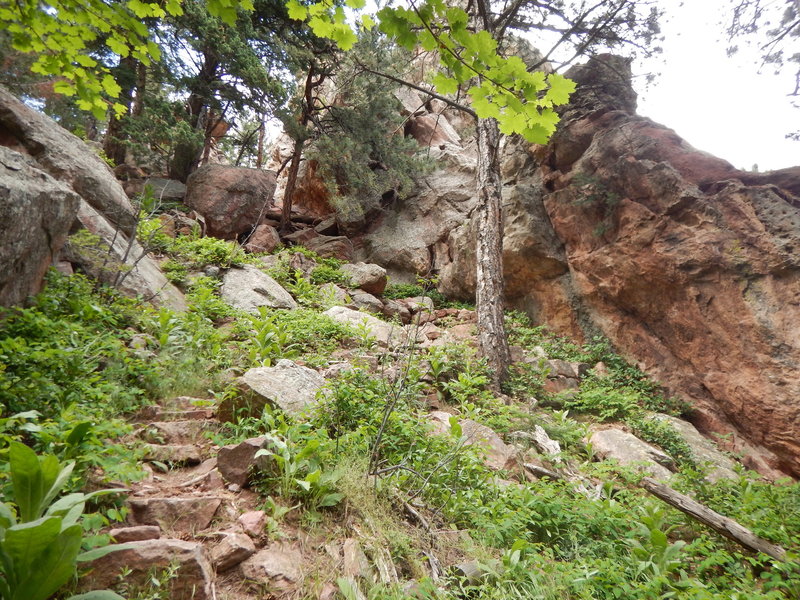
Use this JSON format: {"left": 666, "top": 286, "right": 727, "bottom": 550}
{"left": 318, "top": 493, "right": 344, "bottom": 507}
{"left": 545, "top": 72, "right": 576, "bottom": 105}
{"left": 345, "top": 0, "right": 366, "bottom": 8}
{"left": 521, "top": 124, "right": 551, "bottom": 145}
{"left": 331, "top": 24, "right": 357, "bottom": 51}
{"left": 0, "top": 502, "right": 16, "bottom": 529}
{"left": 497, "top": 111, "right": 527, "bottom": 136}
{"left": 12, "top": 523, "right": 82, "bottom": 600}
{"left": 41, "top": 461, "right": 75, "bottom": 512}
{"left": 448, "top": 415, "right": 462, "bottom": 438}
{"left": 431, "top": 72, "right": 458, "bottom": 95}
{"left": 53, "top": 80, "right": 76, "bottom": 96}
{"left": 65, "top": 422, "right": 93, "bottom": 447}
{"left": 9, "top": 442, "right": 44, "bottom": 522}
{"left": 68, "top": 592, "right": 126, "bottom": 600}
{"left": 101, "top": 74, "right": 122, "bottom": 98}
{"left": 3, "top": 517, "right": 62, "bottom": 584}
{"left": 360, "top": 14, "right": 374, "bottom": 29}
{"left": 286, "top": 0, "right": 307, "bottom": 21}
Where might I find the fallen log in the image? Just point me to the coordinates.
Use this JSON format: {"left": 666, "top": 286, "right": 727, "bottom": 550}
{"left": 640, "top": 477, "right": 787, "bottom": 562}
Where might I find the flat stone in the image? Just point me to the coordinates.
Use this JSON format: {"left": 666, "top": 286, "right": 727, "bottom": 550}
{"left": 428, "top": 411, "right": 517, "bottom": 471}
{"left": 323, "top": 306, "right": 401, "bottom": 348}
{"left": 140, "top": 420, "right": 214, "bottom": 445}
{"left": 127, "top": 497, "right": 222, "bottom": 534}
{"left": 589, "top": 428, "right": 675, "bottom": 480}
{"left": 219, "top": 359, "right": 326, "bottom": 421}
{"left": 109, "top": 525, "right": 161, "bottom": 543}
{"left": 221, "top": 265, "right": 297, "bottom": 313}
{"left": 240, "top": 543, "right": 303, "bottom": 588}
{"left": 80, "top": 539, "right": 213, "bottom": 600}
{"left": 238, "top": 510, "right": 266, "bottom": 538}
{"left": 217, "top": 437, "right": 268, "bottom": 487}
{"left": 211, "top": 532, "right": 256, "bottom": 572}
{"left": 142, "top": 443, "right": 202, "bottom": 465}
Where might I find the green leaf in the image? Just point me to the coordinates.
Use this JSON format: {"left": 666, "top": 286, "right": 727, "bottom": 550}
{"left": 345, "top": 0, "right": 366, "bottom": 8}
{"left": 3, "top": 517, "right": 62, "bottom": 585}
{"left": 65, "top": 422, "right": 93, "bottom": 447}
{"left": 545, "top": 72, "right": 576, "bottom": 105}
{"left": 76, "top": 542, "right": 136, "bottom": 563}
{"left": 12, "top": 523, "right": 83, "bottom": 600}
{"left": 431, "top": 72, "right": 458, "bottom": 95}
{"left": 68, "top": 592, "right": 126, "bottom": 600}
{"left": 0, "top": 502, "right": 16, "bottom": 529}
{"left": 286, "top": 0, "right": 307, "bottom": 21}
{"left": 9, "top": 442, "right": 44, "bottom": 522}
{"left": 360, "top": 14, "right": 374, "bottom": 29}
{"left": 448, "top": 416, "right": 462, "bottom": 438}
{"left": 101, "top": 74, "right": 122, "bottom": 98}
{"left": 318, "top": 492, "right": 344, "bottom": 507}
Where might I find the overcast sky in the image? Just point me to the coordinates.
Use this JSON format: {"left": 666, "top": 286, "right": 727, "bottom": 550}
{"left": 634, "top": 0, "right": 798, "bottom": 171}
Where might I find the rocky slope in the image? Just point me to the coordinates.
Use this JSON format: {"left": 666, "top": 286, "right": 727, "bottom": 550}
{"left": 359, "top": 55, "right": 800, "bottom": 479}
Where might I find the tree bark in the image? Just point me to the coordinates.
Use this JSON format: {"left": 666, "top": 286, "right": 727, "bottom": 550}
{"left": 475, "top": 116, "right": 512, "bottom": 387}
{"left": 641, "top": 477, "right": 787, "bottom": 562}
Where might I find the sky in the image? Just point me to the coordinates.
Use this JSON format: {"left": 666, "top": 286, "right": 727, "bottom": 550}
{"left": 633, "top": 0, "right": 798, "bottom": 171}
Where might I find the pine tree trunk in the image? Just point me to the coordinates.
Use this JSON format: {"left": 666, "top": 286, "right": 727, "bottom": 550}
{"left": 475, "top": 116, "right": 511, "bottom": 387}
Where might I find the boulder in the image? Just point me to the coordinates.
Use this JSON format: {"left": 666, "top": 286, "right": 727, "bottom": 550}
{"left": 127, "top": 497, "right": 222, "bottom": 533}
{"left": 244, "top": 224, "right": 281, "bottom": 254}
{"left": 653, "top": 414, "right": 738, "bottom": 482}
{"left": 305, "top": 235, "right": 355, "bottom": 261}
{"left": 407, "top": 113, "right": 461, "bottom": 147}
{"left": 238, "top": 510, "right": 267, "bottom": 538}
{"left": 340, "top": 262, "right": 388, "bottom": 296}
{"left": 142, "top": 443, "right": 202, "bottom": 465}
{"left": 589, "top": 428, "right": 675, "bottom": 480}
{"left": 428, "top": 411, "right": 517, "bottom": 471}
{"left": 350, "top": 290, "right": 384, "bottom": 313}
{"left": 0, "top": 85, "right": 136, "bottom": 231}
{"left": 219, "top": 359, "right": 326, "bottom": 421}
{"left": 185, "top": 165, "right": 277, "bottom": 239}
{"left": 220, "top": 265, "right": 297, "bottom": 312}
{"left": 239, "top": 543, "right": 303, "bottom": 590}
{"left": 80, "top": 539, "right": 213, "bottom": 600}
{"left": 211, "top": 532, "right": 256, "bottom": 572}
{"left": 0, "top": 147, "right": 80, "bottom": 306}
{"left": 323, "top": 306, "right": 401, "bottom": 348}
{"left": 217, "top": 436, "right": 268, "bottom": 487}
{"left": 64, "top": 200, "right": 187, "bottom": 311}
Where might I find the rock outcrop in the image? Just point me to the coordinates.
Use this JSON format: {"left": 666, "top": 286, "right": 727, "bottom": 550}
{"left": 363, "top": 55, "right": 800, "bottom": 478}
{"left": 0, "top": 147, "right": 80, "bottom": 306}
{"left": 0, "top": 85, "right": 136, "bottom": 231}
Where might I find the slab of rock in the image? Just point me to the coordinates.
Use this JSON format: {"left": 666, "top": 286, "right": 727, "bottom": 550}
{"left": 428, "top": 411, "right": 517, "bottom": 471}
{"left": 127, "top": 497, "right": 222, "bottom": 533}
{"left": 217, "top": 436, "right": 268, "bottom": 487}
{"left": 653, "top": 414, "right": 738, "bottom": 481}
{"left": 0, "top": 85, "right": 136, "bottom": 231}
{"left": 240, "top": 543, "right": 303, "bottom": 589}
{"left": 81, "top": 539, "right": 213, "bottom": 600}
{"left": 140, "top": 420, "right": 214, "bottom": 445}
{"left": 219, "top": 359, "right": 326, "bottom": 422}
{"left": 221, "top": 265, "right": 297, "bottom": 312}
{"left": 323, "top": 306, "right": 401, "bottom": 348}
{"left": 124, "top": 177, "right": 187, "bottom": 202}
{"left": 340, "top": 262, "right": 387, "bottom": 296}
{"left": 185, "top": 165, "right": 277, "bottom": 239}
{"left": 305, "top": 235, "right": 355, "bottom": 261}
{"left": 244, "top": 223, "right": 281, "bottom": 254}
{"left": 142, "top": 443, "right": 202, "bottom": 465}
{"left": 350, "top": 290, "right": 384, "bottom": 313}
{"left": 109, "top": 525, "right": 160, "bottom": 542}
{"left": 589, "top": 428, "right": 675, "bottom": 480}
{"left": 211, "top": 532, "right": 256, "bottom": 572}
{"left": 64, "top": 200, "right": 188, "bottom": 310}
{"left": 238, "top": 510, "right": 266, "bottom": 538}
{"left": 0, "top": 146, "right": 80, "bottom": 306}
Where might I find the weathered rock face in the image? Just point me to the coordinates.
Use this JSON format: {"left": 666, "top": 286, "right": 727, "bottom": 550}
{"left": 185, "top": 164, "right": 277, "bottom": 239}
{"left": 0, "top": 147, "right": 80, "bottom": 306}
{"left": 0, "top": 85, "right": 136, "bottom": 231}
{"left": 371, "top": 55, "right": 800, "bottom": 478}
{"left": 64, "top": 200, "right": 187, "bottom": 311}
